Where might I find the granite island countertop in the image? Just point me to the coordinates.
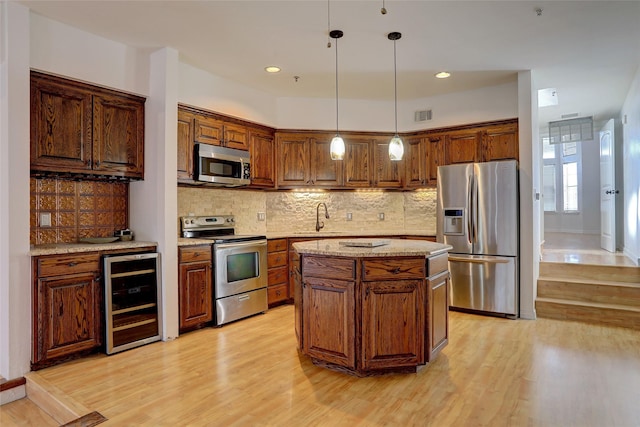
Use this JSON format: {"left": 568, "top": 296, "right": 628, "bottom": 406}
{"left": 293, "top": 238, "right": 451, "bottom": 257}
{"left": 30, "top": 240, "right": 158, "bottom": 256}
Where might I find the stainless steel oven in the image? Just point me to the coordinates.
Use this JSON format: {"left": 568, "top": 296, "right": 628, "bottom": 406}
{"left": 181, "top": 215, "right": 267, "bottom": 325}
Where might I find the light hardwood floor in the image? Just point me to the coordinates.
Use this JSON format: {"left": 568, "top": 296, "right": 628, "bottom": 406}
{"left": 3, "top": 305, "right": 640, "bottom": 427}
{"left": 542, "top": 232, "right": 637, "bottom": 267}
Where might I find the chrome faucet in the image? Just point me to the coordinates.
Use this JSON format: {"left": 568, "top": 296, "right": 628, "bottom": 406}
{"left": 316, "top": 202, "right": 330, "bottom": 232}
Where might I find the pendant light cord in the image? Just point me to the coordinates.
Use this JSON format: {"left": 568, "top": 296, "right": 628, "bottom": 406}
{"left": 335, "top": 36, "right": 339, "bottom": 134}
{"left": 327, "top": 0, "right": 331, "bottom": 47}
{"left": 393, "top": 38, "right": 398, "bottom": 135}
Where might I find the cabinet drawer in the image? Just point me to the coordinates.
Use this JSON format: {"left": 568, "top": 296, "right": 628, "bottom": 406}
{"left": 302, "top": 256, "right": 355, "bottom": 280}
{"left": 267, "top": 238, "right": 288, "bottom": 252}
{"left": 37, "top": 253, "right": 101, "bottom": 277}
{"left": 179, "top": 245, "right": 212, "bottom": 263}
{"left": 268, "top": 266, "right": 288, "bottom": 285}
{"left": 362, "top": 257, "right": 425, "bottom": 281}
{"left": 268, "top": 252, "right": 287, "bottom": 268}
{"left": 427, "top": 253, "right": 449, "bottom": 277}
{"left": 268, "top": 283, "right": 289, "bottom": 304}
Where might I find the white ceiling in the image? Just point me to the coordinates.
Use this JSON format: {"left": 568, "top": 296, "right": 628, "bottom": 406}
{"left": 19, "top": 1, "right": 640, "bottom": 128}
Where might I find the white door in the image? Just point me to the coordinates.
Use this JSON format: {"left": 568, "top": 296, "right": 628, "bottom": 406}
{"left": 600, "top": 119, "right": 616, "bottom": 252}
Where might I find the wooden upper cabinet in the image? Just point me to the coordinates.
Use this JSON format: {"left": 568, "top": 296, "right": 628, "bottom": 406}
{"left": 223, "top": 122, "right": 249, "bottom": 151}
{"left": 194, "top": 114, "right": 224, "bottom": 146}
{"left": 92, "top": 93, "right": 144, "bottom": 176}
{"left": 177, "top": 109, "right": 195, "bottom": 180}
{"left": 277, "top": 133, "right": 311, "bottom": 187}
{"left": 405, "top": 137, "right": 428, "bottom": 188}
{"left": 30, "top": 71, "right": 145, "bottom": 180}
{"left": 30, "top": 77, "right": 93, "bottom": 172}
{"left": 249, "top": 129, "right": 276, "bottom": 188}
{"left": 445, "top": 129, "right": 481, "bottom": 165}
{"left": 482, "top": 122, "right": 519, "bottom": 162}
{"left": 373, "top": 137, "right": 404, "bottom": 188}
{"left": 193, "top": 114, "right": 249, "bottom": 151}
{"left": 344, "top": 138, "right": 372, "bottom": 188}
{"left": 310, "top": 136, "right": 343, "bottom": 187}
{"left": 427, "top": 135, "right": 443, "bottom": 185}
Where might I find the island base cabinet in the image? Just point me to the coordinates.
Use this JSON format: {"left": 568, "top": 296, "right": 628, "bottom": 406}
{"left": 428, "top": 271, "right": 450, "bottom": 360}
{"left": 361, "top": 280, "right": 425, "bottom": 371}
{"left": 303, "top": 277, "right": 355, "bottom": 369}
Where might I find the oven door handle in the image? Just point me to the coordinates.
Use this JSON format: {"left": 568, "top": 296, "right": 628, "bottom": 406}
{"left": 215, "top": 240, "right": 267, "bottom": 250}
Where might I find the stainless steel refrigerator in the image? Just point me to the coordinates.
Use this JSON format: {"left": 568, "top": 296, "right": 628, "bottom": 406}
{"left": 436, "top": 160, "right": 519, "bottom": 317}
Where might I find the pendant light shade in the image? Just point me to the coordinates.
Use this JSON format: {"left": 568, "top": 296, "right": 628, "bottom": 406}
{"left": 330, "top": 29, "right": 345, "bottom": 160}
{"left": 388, "top": 31, "right": 403, "bottom": 161}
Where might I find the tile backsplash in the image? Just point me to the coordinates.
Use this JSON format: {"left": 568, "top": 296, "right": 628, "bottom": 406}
{"left": 178, "top": 187, "right": 437, "bottom": 236}
{"left": 31, "top": 178, "right": 128, "bottom": 245}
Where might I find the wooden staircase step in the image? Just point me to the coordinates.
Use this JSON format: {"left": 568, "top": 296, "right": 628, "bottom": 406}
{"left": 536, "top": 297, "right": 640, "bottom": 329}
{"left": 537, "top": 277, "right": 640, "bottom": 306}
{"left": 539, "top": 262, "right": 640, "bottom": 283}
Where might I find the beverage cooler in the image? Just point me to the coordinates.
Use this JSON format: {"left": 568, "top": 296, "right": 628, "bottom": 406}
{"left": 103, "top": 252, "right": 161, "bottom": 354}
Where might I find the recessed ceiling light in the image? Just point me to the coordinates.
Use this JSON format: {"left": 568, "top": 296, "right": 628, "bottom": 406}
{"left": 265, "top": 66, "right": 281, "bottom": 73}
{"left": 435, "top": 71, "right": 451, "bottom": 79}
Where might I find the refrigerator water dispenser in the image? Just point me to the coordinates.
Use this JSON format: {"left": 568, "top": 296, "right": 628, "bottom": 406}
{"left": 443, "top": 208, "right": 464, "bottom": 235}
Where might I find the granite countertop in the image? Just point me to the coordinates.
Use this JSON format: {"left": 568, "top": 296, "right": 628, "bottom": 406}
{"left": 267, "top": 230, "right": 435, "bottom": 239}
{"left": 30, "top": 240, "right": 158, "bottom": 256}
{"left": 178, "top": 237, "right": 214, "bottom": 247}
{"left": 293, "top": 238, "right": 451, "bottom": 257}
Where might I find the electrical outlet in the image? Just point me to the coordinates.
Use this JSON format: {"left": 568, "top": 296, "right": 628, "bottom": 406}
{"left": 40, "top": 212, "right": 52, "bottom": 227}
{"left": 346, "top": 212, "right": 353, "bottom": 221}
{"left": 378, "top": 212, "right": 385, "bottom": 221}
{"left": 257, "top": 212, "right": 266, "bottom": 221}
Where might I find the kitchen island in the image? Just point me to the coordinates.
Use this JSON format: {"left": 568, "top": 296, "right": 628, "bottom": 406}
{"left": 293, "top": 238, "right": 452, "bottom": 376}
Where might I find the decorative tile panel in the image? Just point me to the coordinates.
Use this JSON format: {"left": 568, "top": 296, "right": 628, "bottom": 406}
{"left": 30, "top": 178, "right": 129, "bottom": 245}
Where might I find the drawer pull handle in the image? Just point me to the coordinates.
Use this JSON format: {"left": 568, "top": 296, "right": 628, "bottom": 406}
{"left": 68, "top": 262, "right": 77, "bottom": 267}
{"left": 276, "top": 290, "right": 281, "bottom": 297}
{"left": 393, "top": 267, "right": 401, "bottom": 274}
{"left": 194, "top": 252, "right": 200, "bottom": 257}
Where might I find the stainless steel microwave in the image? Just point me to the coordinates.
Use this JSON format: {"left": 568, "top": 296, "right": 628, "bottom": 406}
{"left": 195, "top": 143, "right": 251, "bottom": 186}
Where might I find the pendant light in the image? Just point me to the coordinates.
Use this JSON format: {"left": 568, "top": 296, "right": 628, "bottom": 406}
{"left": 388, "top": 31, "right": 404, "bottom": 161}
{"left": 329, "top": 30, "right": 345, "bottom": 160}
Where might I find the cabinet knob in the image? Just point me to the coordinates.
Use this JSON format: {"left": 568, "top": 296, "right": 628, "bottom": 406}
{"left": 68, "top": 262, "right": 77, "bottom": 267}
{"left": 393, "top": 267, "right": 401, "bottom": 274}
{"left": 95, "top": 161, "right": 101, "bottom": 167}
{"left": 276, "top": 290, "right": 281, "bottom": 297}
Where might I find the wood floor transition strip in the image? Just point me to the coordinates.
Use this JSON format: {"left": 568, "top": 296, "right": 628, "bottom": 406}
{"left": 61, "top": 411, "right": 107, "bottom": 427}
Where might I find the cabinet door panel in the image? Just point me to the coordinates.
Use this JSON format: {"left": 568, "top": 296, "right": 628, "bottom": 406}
{"left": 93, "top": 94, "right": 145, "bottom": 177}
{"left": 177, "top": 110, "right": 195, "bottom": 180}
{"left": 30, "top": 77, "right": 93, "bottom": 172}
{"left": 224, "top": 123, "right": 249, "bottom": 151}
{"left": 194, "top": 115, "right": 223, "bottom": 145}
{"left": 250, "top": 131, "right": 276, "bottom": 188}
{"left": 405, "top": 138, "right": 427, "bottom": 188}
{"left": 373, "top": 139, "right": 403, "bottom": 188}
{"left": 179, "top": 262, "right": 213, "bottom": 329}
{"left": 277, "top": 134, "right": 310, "bottom": 187}
{"left": 37, "top": 273, "right": 100, "bottom": 361}
{"left": 427, "top": 136, "right": 443, "bottom": 185}
{"left": 483, "top": 124, "right": 519, "bottom": 161}
{"left": 428, "top": 271, "right": 449, "bottom": 360}
{"left": 445, "top": 130, "right": 480, "bottom": 164}
{"left": 362, "top": 279, "right": 424, "bottom": 370}
{"left": 344, "top": 139, "right": 372, "bottom": 187}
{"left": 303, "top": 277, "right": 355, "bottom": 368}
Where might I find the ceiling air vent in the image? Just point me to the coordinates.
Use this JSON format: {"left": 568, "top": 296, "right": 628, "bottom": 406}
{"left": 414, "top": 109, "right": 432, "bottom": 122}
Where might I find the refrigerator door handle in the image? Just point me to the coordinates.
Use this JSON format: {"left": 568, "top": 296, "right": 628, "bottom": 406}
{"left": 448, "top": 255, "right": 511, "bottom": 264}
{"left": 467, "top": 175, "right": 473, "bottom": 244}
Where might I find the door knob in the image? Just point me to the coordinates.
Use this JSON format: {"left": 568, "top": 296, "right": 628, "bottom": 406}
{"left": 605, "top": 190, "right": 619, "bottom": 195}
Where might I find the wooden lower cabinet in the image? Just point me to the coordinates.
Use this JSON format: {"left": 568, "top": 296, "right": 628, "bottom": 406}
{"left": 32, "top": 253, "right": 102, "bottom": 369}
{"left": 426, "top": 252, "right": 450, "bottom": 360}
{"left": 267, "top": 238, "right": 289, "bottom": 306}
{"left": 178, "top": 245, "right": 213, "bottom": 332}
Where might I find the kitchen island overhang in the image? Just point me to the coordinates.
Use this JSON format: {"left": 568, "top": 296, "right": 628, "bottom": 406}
{"left": 293, "top": 238, "right": 452, "bottom": 376}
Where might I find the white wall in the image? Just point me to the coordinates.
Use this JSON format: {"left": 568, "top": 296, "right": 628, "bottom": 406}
{"left": 621, "top": 66, "right": 640, "bottom": 265}
{"left": 179, "top": 62, "right": 278, "bottom": 127}
{"left": 30, "top": 12, "right": 149, "bottom": 96}
{"left": 276, "top": 81, "right": 518, "bottom": 132}
{"left": 0, "top": 1, "right": 31, "bottom": 390}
